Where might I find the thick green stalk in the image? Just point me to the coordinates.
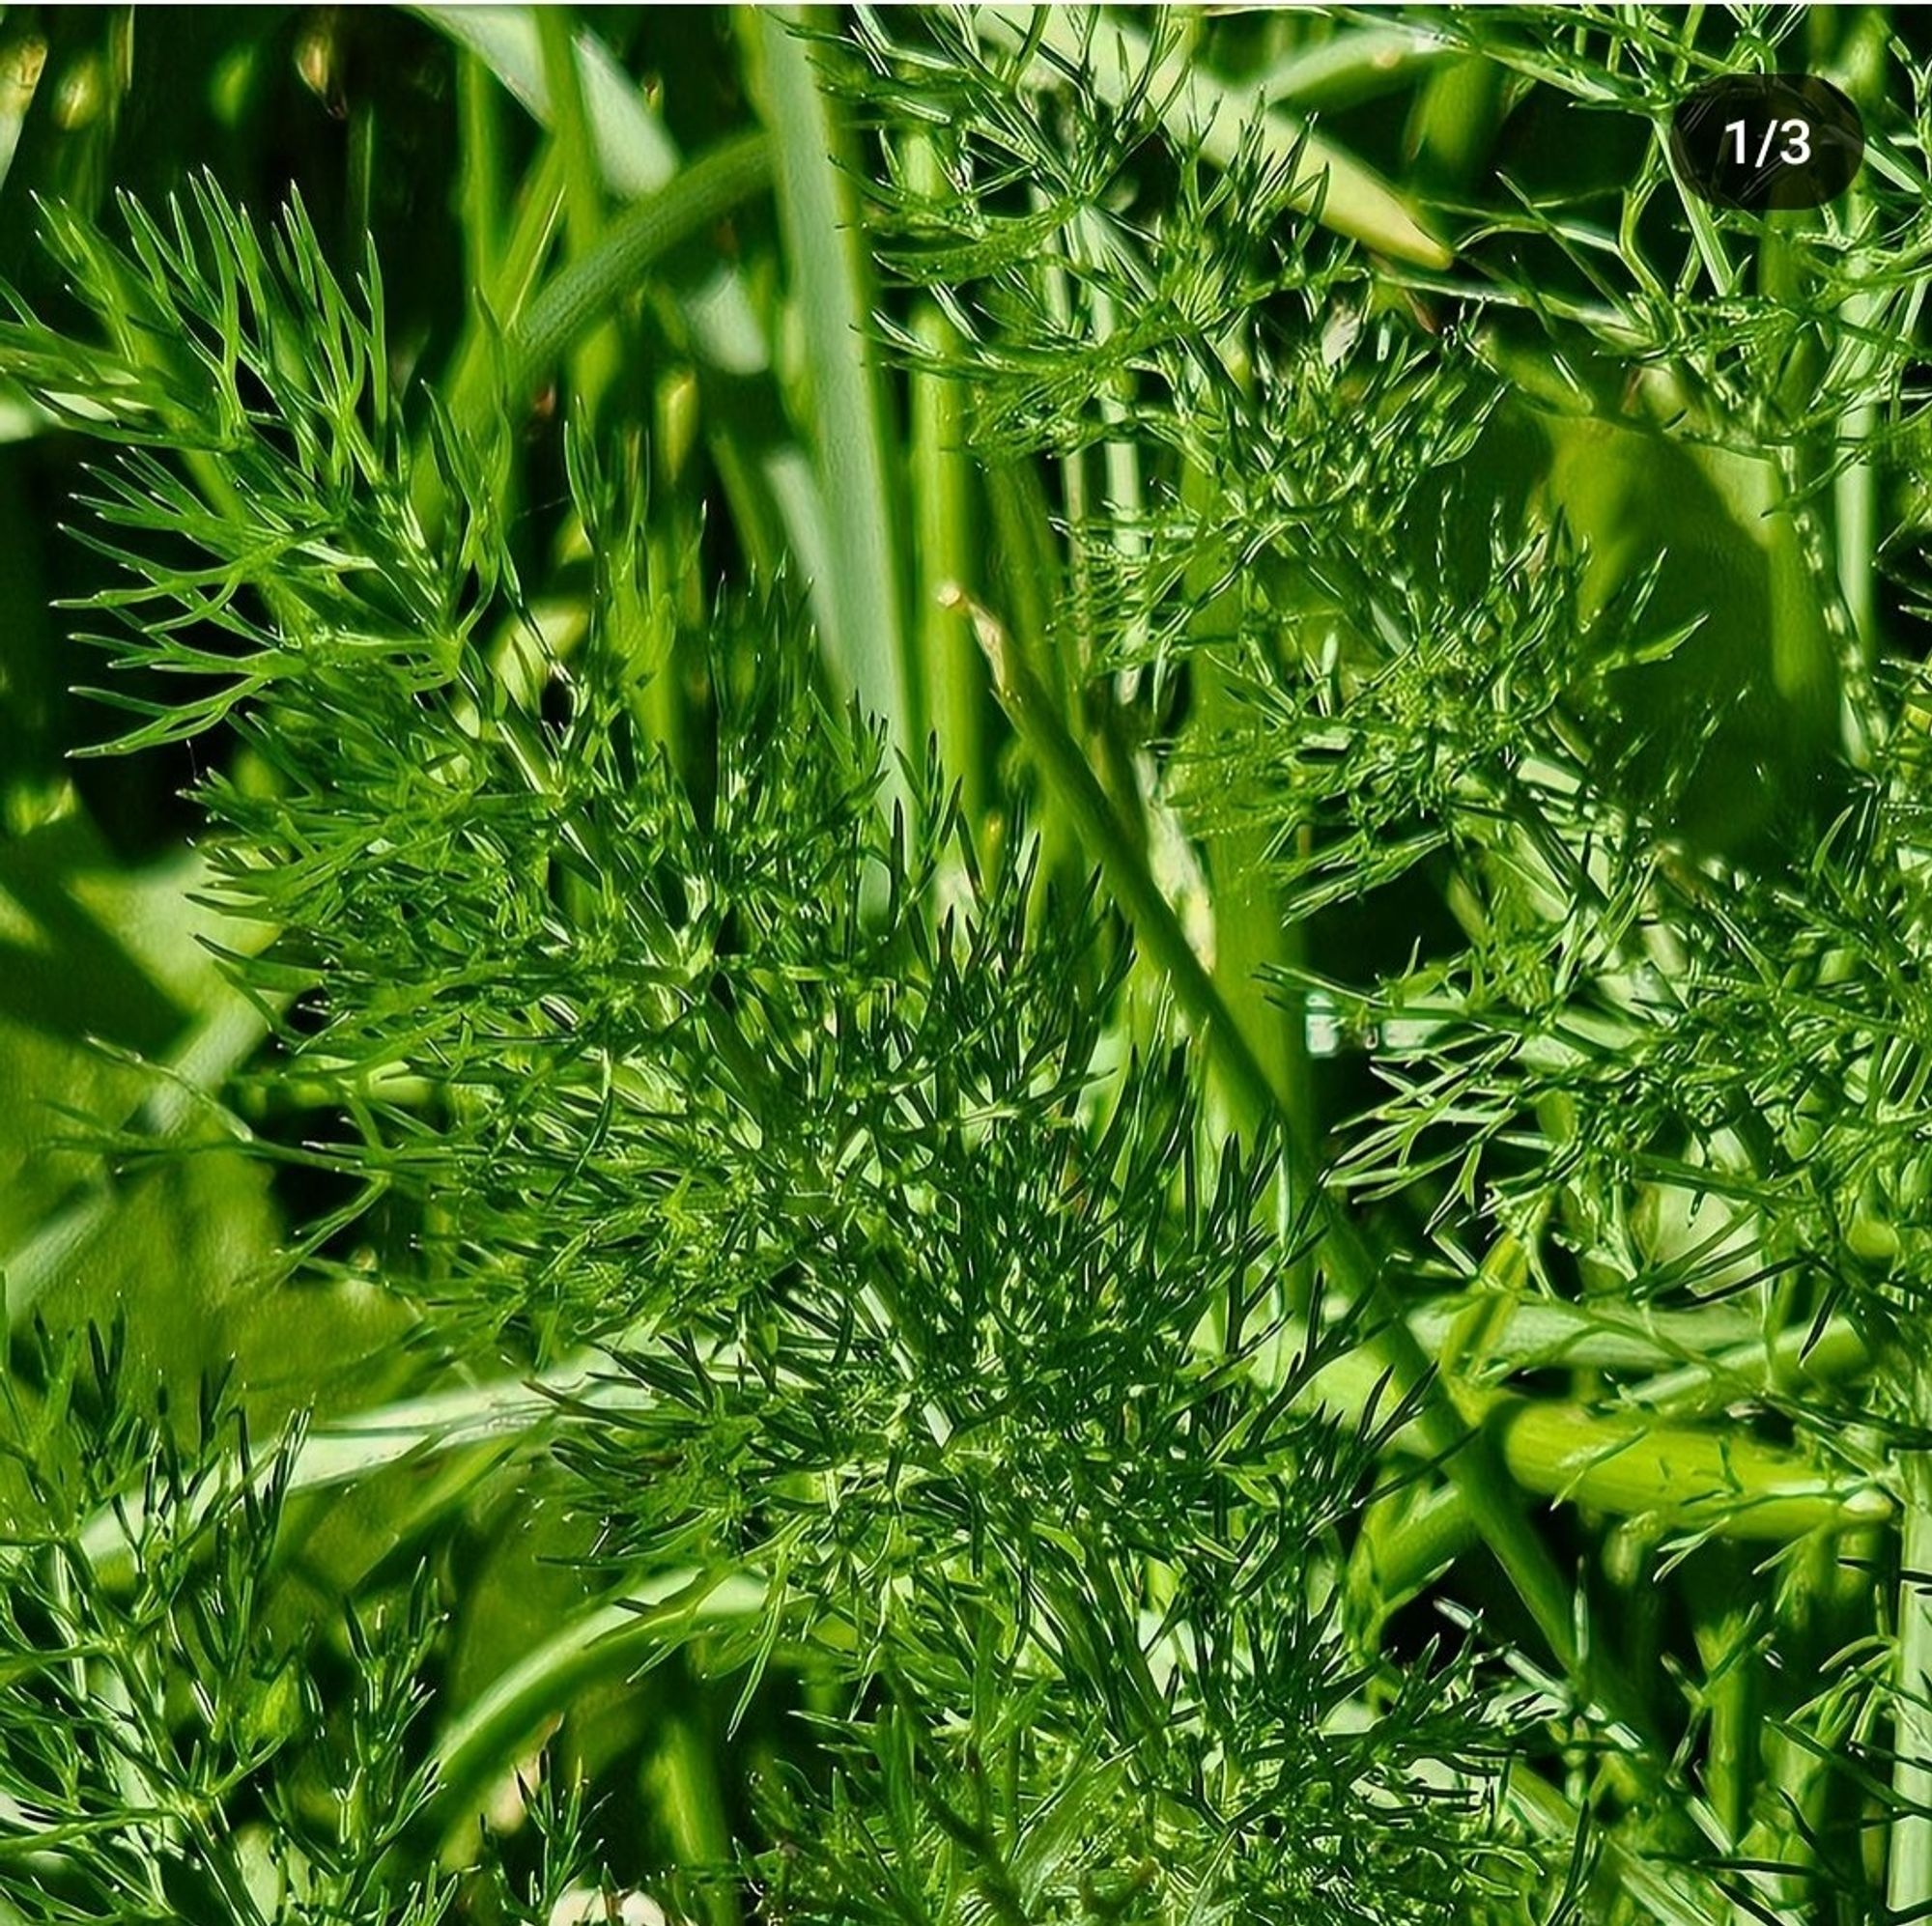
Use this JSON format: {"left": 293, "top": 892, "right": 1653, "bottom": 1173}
{"left": 455, "top": 49, "right": 504, "bottom": 297}
{"left": 1690, "top": 1560, "right": 1762, "bottom": 1851}
{"left": 424, "top": 1572, "right": 765, "bottom": 1845}
{"left": 534, "top": 6, "right": 620, "bottom": 417}
{"left": 1748, "top": 1526, "right": 1872, "bottom": 1912}
{"left": 1487, "top": 1398, "right": 1889, "bottom": 1542}
{"left": 746, "top": 6, "right": 914, "bottom": 777}
{"left": 1346, "top": 1484, "right": 1475, "bottom": 1644}
{"left": 1890, "top": 1441, "right": 1932, "bottom": 1916}
{"left": 492, "top": 131, "right": 773, "bottom": 426}
{"left": 1635, "top": 1314, "right": 1868, "bottom": 1420}
{"left": 911, "top": 316, "right": 981, "bottom": 817}
{"left": 1405, "top": 52, "right": 1503, "bottom": 192}
{"left": 906, "top": 138, "right": 983, "bottom": 828}
{"left": 1826, "top": 12, "right": 1896, "bottom": 672}
{"left": 1184, "top": 554, "right": 1311, "bottom": 1175}
{"left": 535, "top": 9, "right": 604, "bottom": 261}
{"left": 1315, "top": 1343, "right": 1887, "bottom": 1544}
{"left": 644, "top": 1712, "right": 742, "bottom": 1926}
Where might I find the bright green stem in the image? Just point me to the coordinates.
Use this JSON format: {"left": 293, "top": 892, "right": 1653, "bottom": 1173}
{"left": 1405, "top": 53, "right": 1502, "bottom": 192}
{"left": 1748, "top": 1527, "right": 1870, "bottom": 1912}
{"left": 535, "top": 8, "right": 603, "bottom": 255}
{"left": 1890, "top": 1450, "right": 1932, "bottom": 1916}
{"left": 644, "top": 1711, "right": 742, "bottom": 1926}
{"left": 911, "top": 318, "right": 982, "bottom": 816}
{"left": 455, "top": 49, "right": 503, "bottom": 297}
{"left": 1690, "top": 1560, "right": 1761, "bottom": 1848}
{"left": 907, "top": 143, "right": 983, "bottom": 827}
{"left": 971, "top": 596, "right": 1620, "bottom": 1722}
{"left": 1191, "top": 656, "right": 1310, "bottom": 1170}
{"left": 748, "top": 6, "right": 914, "bottom": 779}
{"left": 495, "top": 130, "right": 773, "bottom": 422}
{"left": 1826, "top": 8, "right": 1893, "bottom": 669}
{"left": 1316, "top": 1336, "right": 1886, "bottom": 1544}
{"left": 1490, "top": 1397, "right": 1889, "bottom": 1542}
{"left": 1346, "top": 1483, "right": 1475, "bottom": 1647}
{"left": 425, "top": 1571, "right": 765, "bottom": 1843}
{"left": 424, "top": 139, "right": 563, "bottom": 524}
{"left": 535, "top": 5, "right": 620, "bottom": 417}
{"left": 1635, "top": 1313, "right": 1868, "bottom": 1420}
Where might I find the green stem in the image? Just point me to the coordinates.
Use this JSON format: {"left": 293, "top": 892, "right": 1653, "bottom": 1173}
{"left": 424, "top": 1570, "right": 766, "bottom": 1843}
{"left": 906, "top": 140, "right": 984, "bottom": 828}
{"left": 1890, "top": 1445, "right": 1932, "bottom": 1916}
{"left": 746, "top": 6, "right": 914, "bottom": 779}
{"left": 644, "top": 1709, "right": 742, "bottom": 1926}
{"left": 1346, "top": 1483, "right": 1475, "bottom": 1646}
{"left": 494, "top": 130, "right": 773, "bottom": 422}
{"left": 1634, "top": 1314, "right": 1868, "bottom": 1420}
{"left": 534, "top": 5, "right": 620, "bottom": 417}
{"left": 455, "top": 49, "right": 503, "bottom": 297}
{"left": 1690, "top": 1554, "right": 1761, "bottom": 1849}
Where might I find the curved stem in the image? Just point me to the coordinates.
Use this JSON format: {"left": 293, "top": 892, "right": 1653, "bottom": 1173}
{"left": 497, "top": 130, "right": 773, "bottom": 416}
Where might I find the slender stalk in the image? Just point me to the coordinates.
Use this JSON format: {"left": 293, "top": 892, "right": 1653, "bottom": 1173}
{"left": 455, "top": 49, "right": 503, "bottom": 298}
{"left": 746, "top": 6, "right": 914, "bottom": 777}
{"left": 414, "top": 136, "right": 564, "bottom": 541}
{"left": 1690, "top": 1557, "right": 1762, "bottom": 1851}
{"left": 424, "top": 1572, "right": 766, "bottom": 1843}
{"left": 535, "top": 6, "right": 619, "bottom": 417}
{"left": 906, "top": 136, "right": 984, "bottom": 829}
{"left": 535, "top": 9, "right": 604, "bottom": 262}
{"left": 1890, "top": 1441, "right": 1932, "bottom": 1916}
{"left": 1186, "top": 568, "right": 1312, "bottom": 1178}
{"left": 492, "top": 131, "right": 773, "bottom": 426}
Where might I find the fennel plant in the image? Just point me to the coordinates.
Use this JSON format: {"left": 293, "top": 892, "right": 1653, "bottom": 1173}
{"left": 1, "top": 8, "right": 1931, "bottom": 1924}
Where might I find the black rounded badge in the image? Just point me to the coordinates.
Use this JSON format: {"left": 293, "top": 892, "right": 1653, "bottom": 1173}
{"left": 1669, "top": 73, "right": 1864, "bottom": 212}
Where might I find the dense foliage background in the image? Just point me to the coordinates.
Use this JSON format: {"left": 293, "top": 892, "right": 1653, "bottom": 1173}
{"left": 6, "top": 6, "right": 1932, "bottom": 1922}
